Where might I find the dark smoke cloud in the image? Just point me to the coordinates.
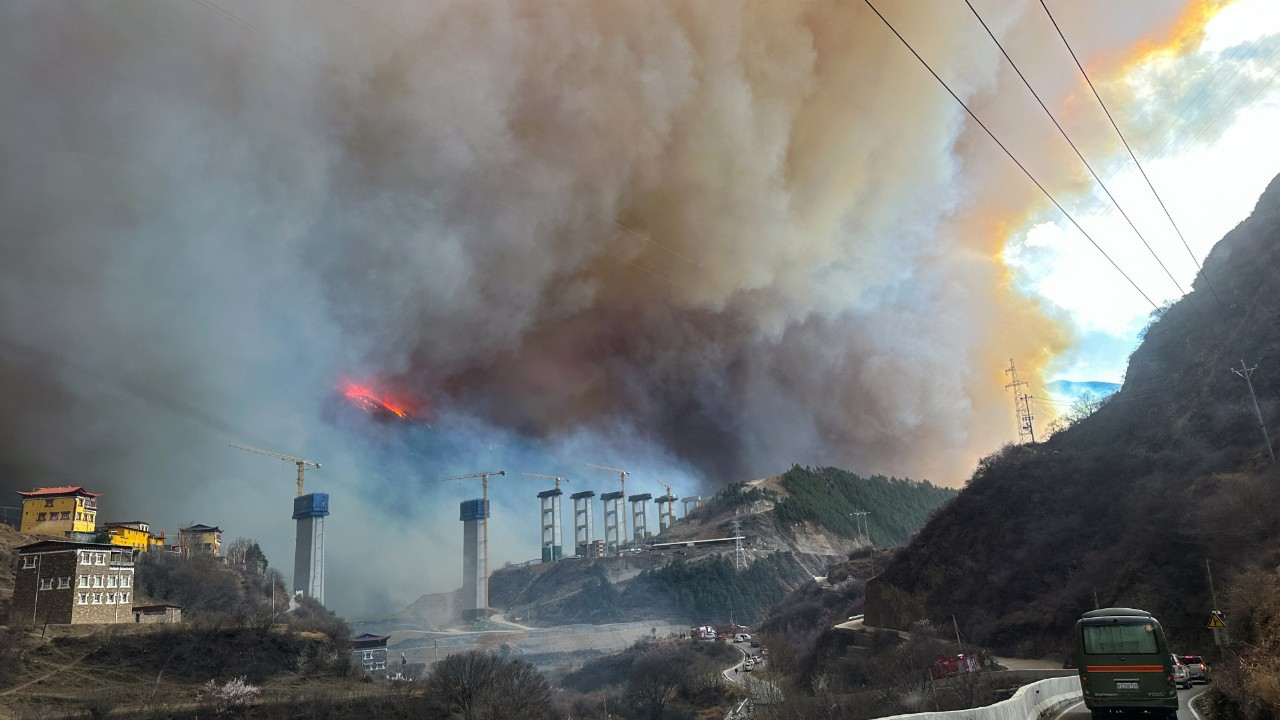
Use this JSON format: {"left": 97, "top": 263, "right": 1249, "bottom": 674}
{"left": 0, "top": 0, "right": 1218, "bottom": 614}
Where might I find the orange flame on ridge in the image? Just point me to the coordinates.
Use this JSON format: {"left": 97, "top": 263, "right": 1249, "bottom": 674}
{"left": 341, "top": 380, "right": 414, "bottom": 419}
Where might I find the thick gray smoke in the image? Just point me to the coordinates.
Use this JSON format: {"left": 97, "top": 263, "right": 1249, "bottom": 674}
{"left": 0, "top": 1, "right": 1220, "bottom": 615}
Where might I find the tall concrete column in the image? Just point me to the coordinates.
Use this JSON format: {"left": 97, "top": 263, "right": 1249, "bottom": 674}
{"left": 655, "top": 495, "right": 676, "bottom": 533}
{"left": 601, "top": 491, "right": 624, "bottom": 552}
{"left": 628, "top": 493, "right": 652, "bottom": 541}
{"left": 681, "top": 496, "right": 703, "bottom": 517}
{"left": 459, "top": 499, "right": 489, "bottom": 621}
{"left": 570, "top": 490, "right": 595, "bottom": 556}
{"left": 292, "top": 493, "right": 329, "bottom": 605}
{"left": 538, "top": 488, "right": 563, "bottom": 563}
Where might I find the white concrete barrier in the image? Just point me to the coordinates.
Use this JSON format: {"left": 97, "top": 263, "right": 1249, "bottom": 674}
{"left": 878, "top": 676, "right": 1082, "bottom": 720}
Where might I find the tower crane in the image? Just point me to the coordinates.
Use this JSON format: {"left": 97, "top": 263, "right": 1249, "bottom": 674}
{"left": 230, "top": 444, "right": 321, "bottom": 496}
{"left": 424, "top": 470, "right": 506, "bottom": 617}
{"left": 586, "top": 463, "right": 630, "bottom": 544}
{"left": 653, "top": 479, "right": 677, "bottom": 532}
{"left": 521, "top": 472, "right": 568, "bottom": 489}
{"left": 654, "top": 479, "right": 674, "bottom": 500}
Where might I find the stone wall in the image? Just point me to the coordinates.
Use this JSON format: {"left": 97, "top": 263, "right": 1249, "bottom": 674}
{"left": 13, "top": 549, "right": 77, "bottom": 625}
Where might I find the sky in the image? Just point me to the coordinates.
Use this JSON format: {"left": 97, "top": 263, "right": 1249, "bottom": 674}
{"left": 1, "top": 0, "right": 1277, "bottom": 617}
{"left": 1005, "top": 0, "right": 1280, "bottom": 406}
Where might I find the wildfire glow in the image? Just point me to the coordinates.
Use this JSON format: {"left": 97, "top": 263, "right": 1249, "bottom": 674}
{"left": 341, "top": 380, "right": 414, "bottom": 420}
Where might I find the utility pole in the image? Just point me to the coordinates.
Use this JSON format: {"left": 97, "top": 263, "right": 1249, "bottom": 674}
{"left": 849, "top": 511, "right": 870, "bottom": 542}
{"left": 731, "top": 516, "right": 747, "bottom": 571}
{"left": 1231, "top": 360, "right": 1277, "bottom": 467}
{"left": 1205, "top": 559, "right": 1218, "bottom": 610}
{"left": 1005, "top": 359, "right": 1036, "bottom": 444}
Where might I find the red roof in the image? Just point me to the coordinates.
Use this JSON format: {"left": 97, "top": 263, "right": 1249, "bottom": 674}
{"left": 16, "top": 486, "right": 102, "bottom": 498}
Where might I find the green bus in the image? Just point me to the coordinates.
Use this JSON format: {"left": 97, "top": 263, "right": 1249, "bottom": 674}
{"left": 1073, "top": 607, "right": 1179, "bottom": 719}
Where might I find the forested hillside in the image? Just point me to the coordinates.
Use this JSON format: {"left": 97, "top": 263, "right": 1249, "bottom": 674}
{"left": 772, "top": 466, "right": 957, "bottom": 546}
{"left": 865, "top": 173, "right": 1280, "bottom": 717}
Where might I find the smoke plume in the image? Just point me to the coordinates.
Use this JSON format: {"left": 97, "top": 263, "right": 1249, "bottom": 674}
{"left": 0, "top": 0, "right": 1232, "bottom": 614}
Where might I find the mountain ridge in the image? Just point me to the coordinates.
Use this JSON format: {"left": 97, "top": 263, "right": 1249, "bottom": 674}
{"left": 864, "top": 172, "right": 1280, "bottom": 671}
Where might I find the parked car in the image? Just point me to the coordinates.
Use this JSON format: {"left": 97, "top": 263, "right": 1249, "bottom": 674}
{"left": 1178, "top": 654, "right": 1210, "bottom": 683}
{"left": 734, "top": 633, "right": 751, "bottom": 643}
{"left": 1171, "top": 655, "right": 1192, "bottom": 689}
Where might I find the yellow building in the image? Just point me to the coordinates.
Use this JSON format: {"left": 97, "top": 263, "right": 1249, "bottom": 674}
{"left": 18, "top": 486, "right": 101, "bottom": 537}
{"left": 106, "top": 521, "right": 163, "bottom": 554}
{"left": 178, "top": 524, "right": 222, "bottom": 557}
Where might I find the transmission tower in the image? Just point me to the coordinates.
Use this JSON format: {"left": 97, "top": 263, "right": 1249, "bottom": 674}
{"left": 1005, "top": 359, "right": 1036, "bottom": 444}
{"left": 731, "top": 516, "right": 747, "bottom": 571}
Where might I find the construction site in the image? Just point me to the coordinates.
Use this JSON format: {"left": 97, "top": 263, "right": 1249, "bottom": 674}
{"left": 349, "top": 473, "right": 869, "bottom": 674}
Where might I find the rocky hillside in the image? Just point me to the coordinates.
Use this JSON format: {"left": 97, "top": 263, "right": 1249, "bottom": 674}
{"left": 865, "top": 173, "right": 1280, "bottom": 677}
{"left": 372, "top": 466, "right": 956, "bottom": 630}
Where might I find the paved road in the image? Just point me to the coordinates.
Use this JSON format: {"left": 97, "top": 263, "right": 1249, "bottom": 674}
{"left": 722, "top": 641, "right": 766, "bottom": 687}
{"left": 1048, "top": 684, "right": 1210, "bottom": 720}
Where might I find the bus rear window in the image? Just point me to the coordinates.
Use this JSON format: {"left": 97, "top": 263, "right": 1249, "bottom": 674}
{"left": 1083, "top": 623, "right": 1159, "bottom": 654}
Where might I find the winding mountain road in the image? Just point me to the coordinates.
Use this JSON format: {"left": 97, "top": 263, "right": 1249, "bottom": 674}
{"left": 1048, "top": 684, "right": 1209, "bottom": 720}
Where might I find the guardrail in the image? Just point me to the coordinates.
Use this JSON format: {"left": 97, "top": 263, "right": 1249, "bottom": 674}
{"left": 877, "top": 675, "right": 1081, "bottom": 720}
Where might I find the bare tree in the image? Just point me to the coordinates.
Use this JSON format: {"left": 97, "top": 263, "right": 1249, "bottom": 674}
{"left": 863, "top": 632, "right": 946, "bottom": 715}
{"left": 486, "top": 659, "right": 554, "bottom": 720}
{"left": 628, "top": 646, "right": 688, "bottom": 720}
{"left": 427, "top": 650, "right": 502, "bottom": 720}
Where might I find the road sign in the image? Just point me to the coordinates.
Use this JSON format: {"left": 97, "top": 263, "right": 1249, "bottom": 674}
{"left": 1208, "top": 610, "right": 1226, "bottom": 629}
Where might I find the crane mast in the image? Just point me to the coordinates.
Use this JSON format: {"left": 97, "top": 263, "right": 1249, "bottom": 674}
{"left": 230, "top": 443, "right": 321, "bottom": 496}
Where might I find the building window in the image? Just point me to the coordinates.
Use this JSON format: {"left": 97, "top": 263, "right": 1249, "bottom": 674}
{"left": 58, "top": 577, "right": 70, "bottom": 589}
{"left": 105, "top": 593, "right": 115, "bottom": 604}
{"left": 121, "top": 575, "right": 131, "bottom": 588}
{"left": 37, "top": 513, "right": 46, "bottom": 521}
{"left": 39, "top": 578, "right": 52, "bottom": 590}
{"left": 78, "top": 551, "right": 87, "bottom": 564}
{"left": 61, "top": 511, "right": 70, "bottom": 520}
{"left": 91, "top": 593, "right": 101, "bottom": 604}
{"left": 120, "top": 592, "right": 129, "bottom": 603}
{"left": 78, "top": 576, "right": 88, "bottom": 588}
{"left": 78, "top": 593, "right": 88, "bottom": 605}
{"left": 92, "top": 575, "right": 103, "bottom": 588}
{"left": 44, "top": 499, "right": 54, "bottom": 507}
{"left": 94, "top": 553, "right": 105, "bottom": 565}
{"left": 106, "top": 576, "right": 116, "bottom": 588}
{"left": 22, "top": 556, "right": 36, "bottom": 569}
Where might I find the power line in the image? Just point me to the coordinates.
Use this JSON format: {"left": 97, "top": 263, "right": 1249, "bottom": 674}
{"left": 962, "top": 0, "right": 1184, "bottom": 297}
{"left": 1039, "top": 0, "right": 1221, "bottom": 305}
{"left": 860, "top": 0, "right": 1159, "bottom": 311}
